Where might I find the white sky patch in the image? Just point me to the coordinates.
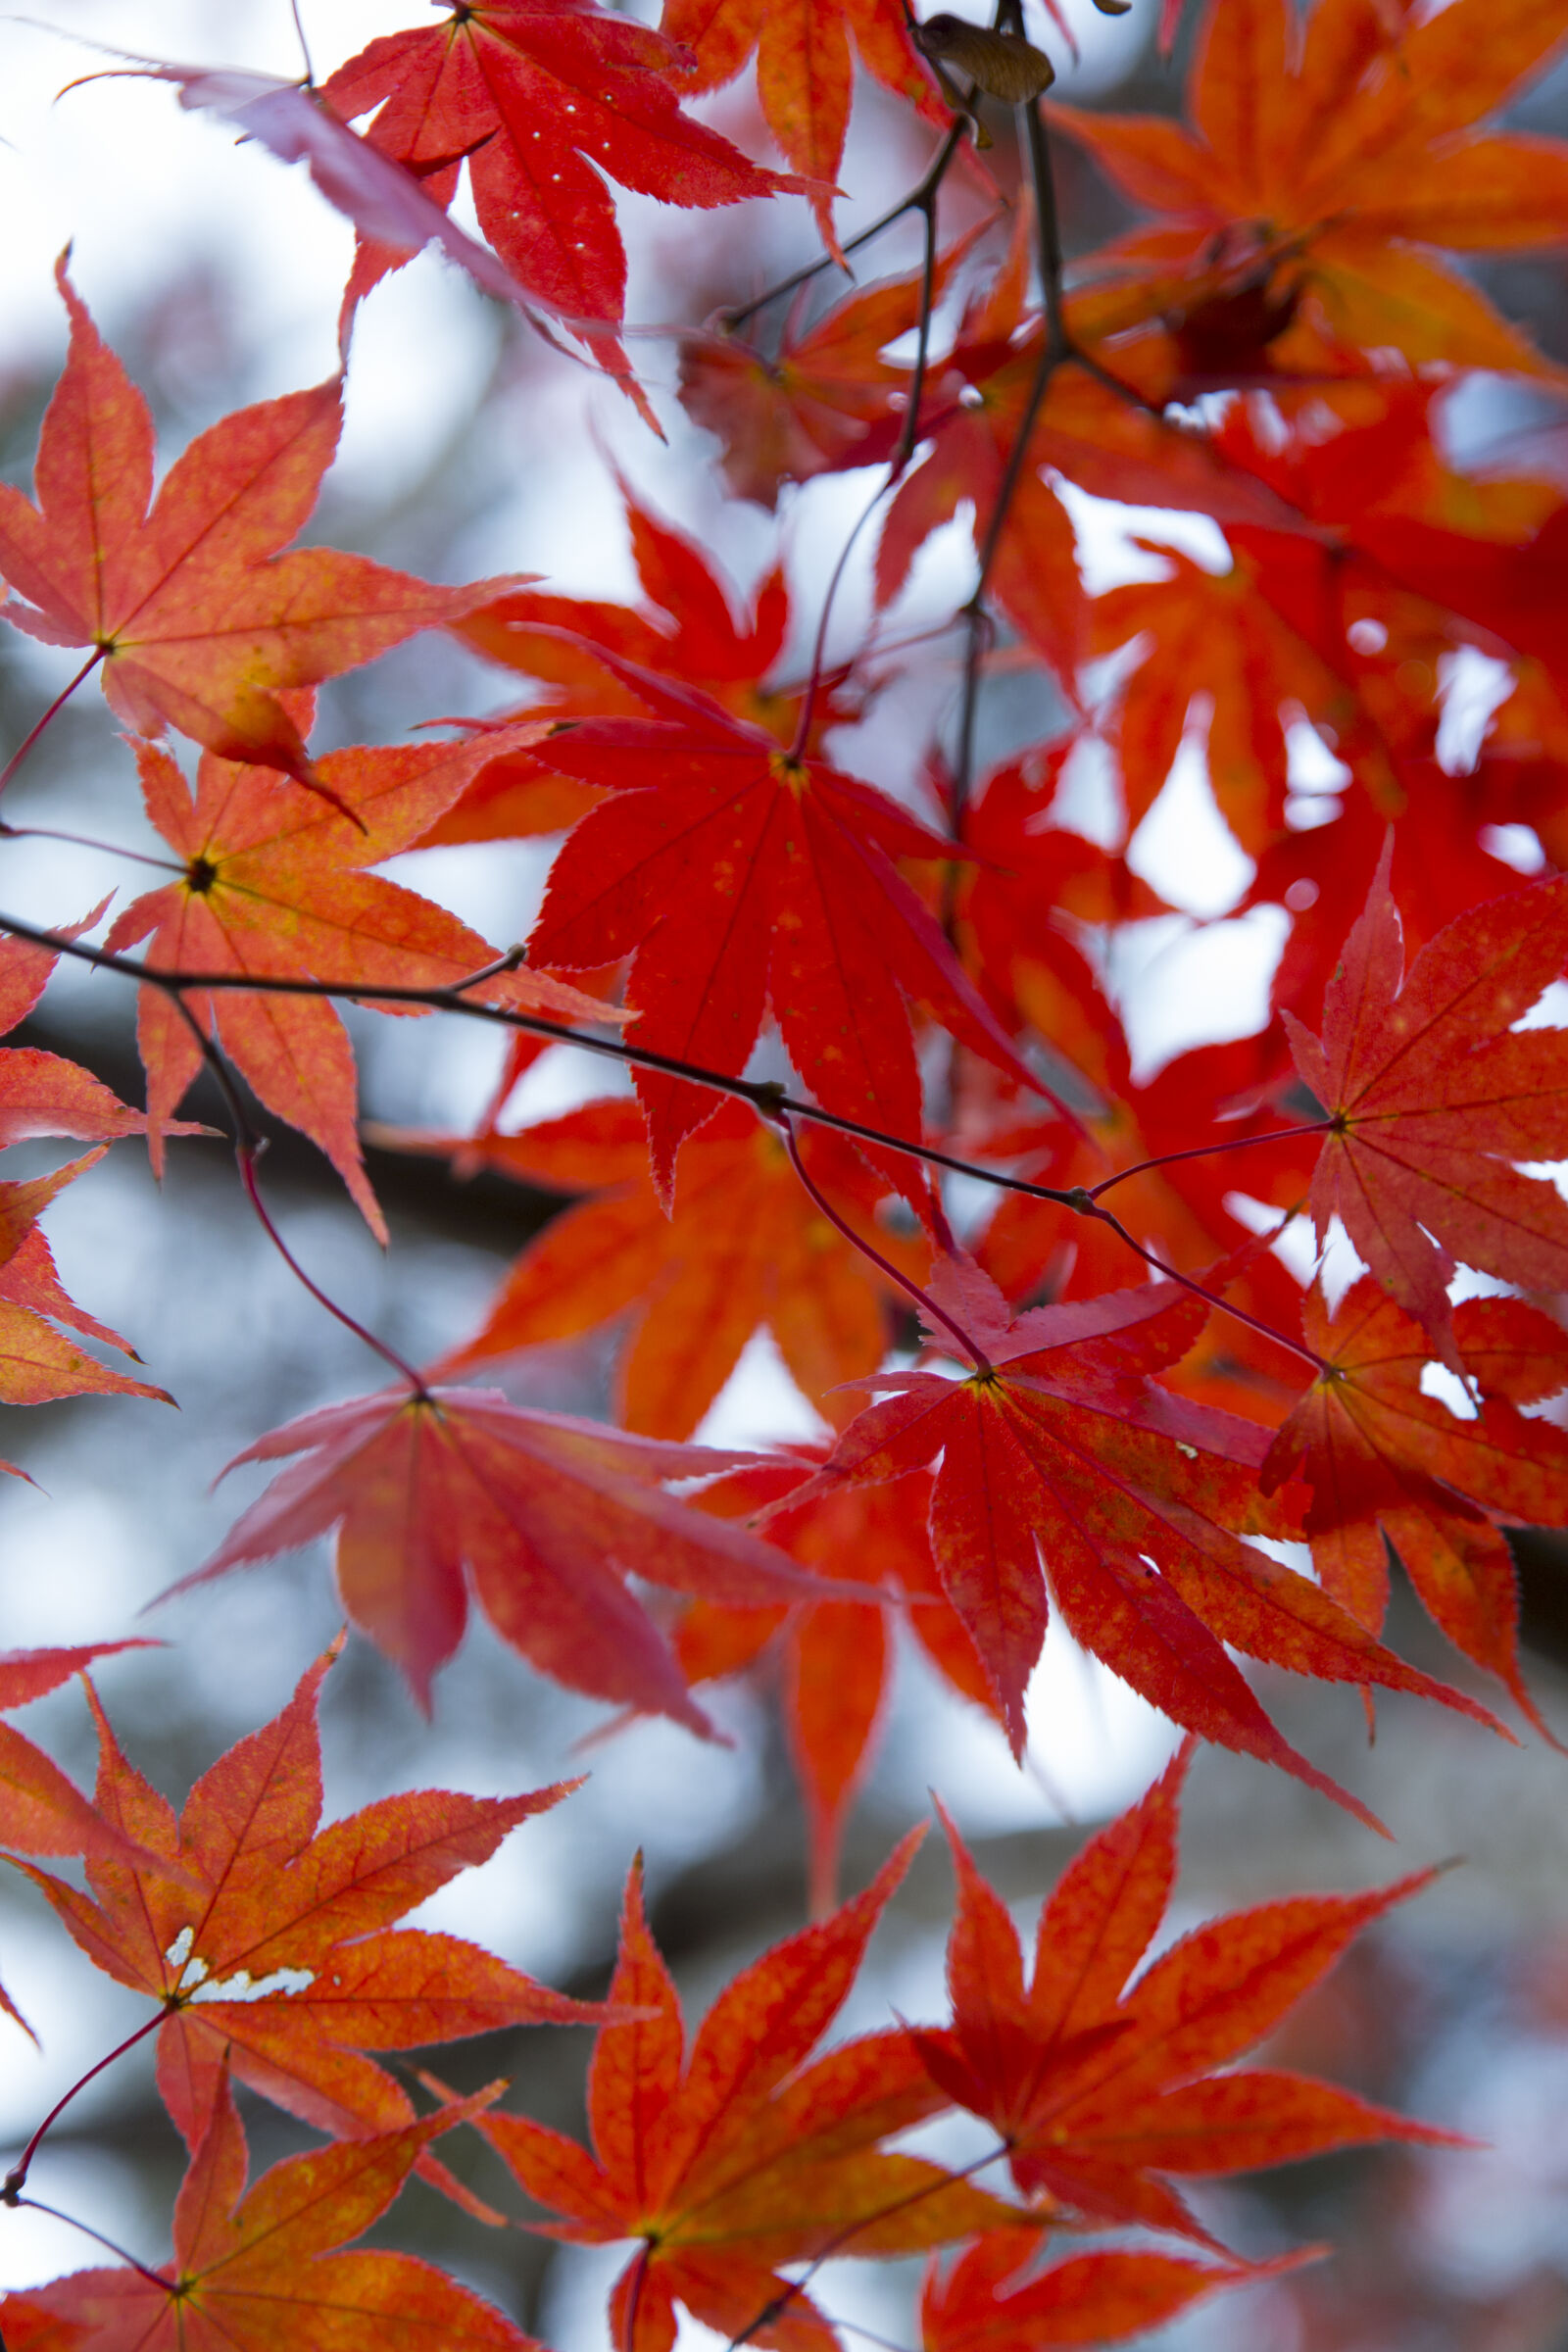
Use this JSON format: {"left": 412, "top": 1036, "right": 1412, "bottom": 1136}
{"left": 1127, "top": 706, "right": 1255, "bottom": 918}
{"left": 1046, "top": 729, "right": 1124, "bottom": 848}
{"left": 1318, "top": 1213, "right": 1370, "bottom": 1314}
{"left": 1436, "top": 647, "right": 1514, "bottom": 775}
{"left": 1113, "top": 906, "right": 1290, "bottom": 1083}
{"left": 1223, "top": 1193, "right": 1317, "bottom": 1287}
{"left": 1513, "top": 979, "right": 1568, "bottom": 1031}
{"left": 693, "top": 1326, "right": 832, "bottom": 1451}
{"left": 1055, "top": 479, "right": 1233, "bottom": 595}
{"left": 1421, "top": 1361, "right": 1481, "bottom": 1420}
{"left": 1482, "top": 823, "right": 1547, "bottom": 876}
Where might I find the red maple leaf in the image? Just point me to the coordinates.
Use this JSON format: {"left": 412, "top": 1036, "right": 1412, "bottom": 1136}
{"left": 185, "top": 1387, "right": 863, "bottom": 1726}
{"left": 784, "top": 1256, "right": 1498, "bottom": 1815}
{"left": 478, "top": 1836, "right": 1027, "bottom": 2352}
{"left": 320, "top": 2, "right": 808, "bottom": 409}
{"left": 920, "top": 2227, "right": 1292, "bottom": 2352}
{"left": 1, "top": 2077, "right": 537, "bottom": 2351}
{"left": 1287, "top": 839, "right": 1568, "bottom": 1369}
{"left": 526, "top": 649, "right": 1038, "bottom": 1196}
{"left": 914, "top": 1748, "right": 1462, "bottom": 2242}
{"left": 659, "top": 0, "right": 948, "bottom": 245}
{"left": 0, "top": 265, "right": 518, "bottom": 788}
{"left": 1263, "top": 1278, "right": 1568, "bottom": 1740}
{"left": 5, "top": 1643, "right": 599, "bottom": 2199}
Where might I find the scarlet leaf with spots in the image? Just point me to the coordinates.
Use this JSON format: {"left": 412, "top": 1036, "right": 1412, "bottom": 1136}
{"left": 787, "top": 1257, "right": 1499, "bottom": 1811}
{"left": 526, "top": 649, "right": 1040, "bottom": 1198}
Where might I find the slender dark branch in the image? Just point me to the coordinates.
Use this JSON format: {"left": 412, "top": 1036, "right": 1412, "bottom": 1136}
{"left": 721, "top": 120, "right": 967, "bottom": 331}
{"left": 3, "top": 2012, "right": 164, "bottom": 2203}
{"left": 0, "top": 650, "right": 106, "bottom": 799}
{"left": 1082, "top": 1195, "right": 1327, "bottom": 1371}
{"left": 0, "top": 910, "right": 1323, "bottom": 1370}
{"left": 288, "top": 0, "right": 316, "bottom": 84}
{"left": 776, "top": 1108, "right": 991, "bottom": 1373}
{"left": 235, "top": 1148, "right": 429, "bottom": 1395}
{"left": 1087, "top": 1123, "right": 1333, "bottom": 1200}
{"left": 948, "top": 89, "right": 1069, "bottom": 899}
{"left": 7, "top": 2196, "right": 170, "bottom": 2293}
{"left": 0, "top": 820, "right": 182, "bottom": 873}
{"left": 159, "top": 987, "right": 430, "bottom": 1395}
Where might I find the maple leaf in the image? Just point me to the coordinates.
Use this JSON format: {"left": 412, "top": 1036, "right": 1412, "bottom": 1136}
{"left": 478, "top": 1838, "right": 1029, "bottom": 2352}
{"left": 1047, "top": 0, "right": 1568, "bottom": 375}
{"left": 920, "top": 2227, "right": 1287, "bottom": 2352}
{"left": 785, "top": 1257, "right": 1501, "bottom": 1817}
{"left": 1262, "top": 1278, "right": 1568, "bottom": 1740}
{"left": 2, "top": 2075, "right": 538, "bottom": 2351}
{"left": 526, "top": 648, "right": 1038, "bottom": 1197}
{"left": 182, "top": 1388, "right": 864, "bottom": 1727}
{"left": 388, "top": 1098, "right": 915, "bottom": 1437}
{"left": 6, "top": 1643, "right": 600, "bottom": 2202}
{"left": 660, "top": 0, "right": 947, "bottom": 246}
{"left": 0, "top": 1152, "right": 172, "bottom": 1414}
{"left": 1, "top": 1641, "right": 172, "bottom": 2042}
{"left": 1286, "top": 840, "right": 1568, "bottom": 1369}
{"left": 0, "top": 263, "right": 520, "bottom": 787}
{"left": 681, "top": 1453, "right": 1001, "bottom": 1913}
{"left": 913, "top": 1751, "right": 1462, "bottom": 2243}
{"left": 0, "top": 918, "right": 207, "bottom": 1153}
{"left": 677, "top": 222, "right": 994, "bottom": 509}
{"left": 102, "top": 721, "right": 610, "bottom": 1244}
{"left": 319, "top": 3, "right": 808, "bottom": 412}
{"left": 433, "top": 482, "right": 803, "bottom": 844}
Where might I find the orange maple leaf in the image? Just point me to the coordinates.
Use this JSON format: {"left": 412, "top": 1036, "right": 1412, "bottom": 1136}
{"left": 478, "top": 1837, "right": 1029, "bottom": 2352}
{"left": 1048, "top": 0, "right": 1568, "bottom": 375}
{"left": 920, "top": 2227, "right": 1291, "bottom": 2352}
{"left": 1, "top": 2077, "right": 537, "bottom": 2352}
{"left": 0, "top": 263, "right": 521, "bottom": 787}
{"left": 393, "top": 1098, "right": 915, "bottom": 1437}
{"left": 102, "top": 721, "right": 609, "bottom": 1243}
{"left": 6, "top": 1643, "right": 598, "bottom": 2198}
{"left": 914, "top": 1750, "right": 1462, "bottom": 2243}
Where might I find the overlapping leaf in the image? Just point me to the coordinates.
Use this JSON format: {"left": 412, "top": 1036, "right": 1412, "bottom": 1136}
{"left": 786, "top": 1257, "right": 1499, "bottom": 1811}
{"left": 914, "top": 1750, "right": 1460, "bottom": 2241}
{"left": 0, "top": 265, "right": 514, "bottom": 785}
{"left": 1286, "top": 841, "right": 1568, "bottom": 1366}
{"left": 660, "top": 0, "right": 946, "bottom": 242}
{"left": 394, "top": 1098, "right": 913, "bottom": 1437}
{"left": 1, "top": 2078, "right": 536, "bottom": 2351}
{"left": 920, "top": 2228, "right": 1286, "bottom": 2352}
{"left": 1263, "top": 1278, "right": 1568, "bottom": 1738}
{"left": 479, "top": 1838, "right": 1027, "bottom": 2352}
{"left": 5, "top": 1643, "right": 598, "bottom": 2181}
{"left": 682, "top": 1453, "right": 1000, "bottom": 1911}
{"left": 185, "top": 1386, "right": 865, "bottom": 1726}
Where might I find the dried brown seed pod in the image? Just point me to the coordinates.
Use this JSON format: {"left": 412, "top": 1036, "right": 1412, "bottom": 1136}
{"left": 911, "top": 14, "right": 1056, "bottom": 102}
